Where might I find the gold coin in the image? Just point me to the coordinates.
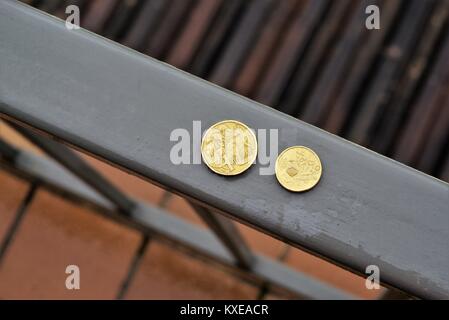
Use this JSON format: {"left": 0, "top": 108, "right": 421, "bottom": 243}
{"left": 275, "top": 146, "right": 322, "bottom": 192}
{"left": 201, "top": 120, "right": 257, "bottom": 176}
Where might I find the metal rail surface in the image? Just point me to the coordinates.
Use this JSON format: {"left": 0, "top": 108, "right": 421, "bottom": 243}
{"left": 0, "top": 0, "right": 448, "bottom": 299}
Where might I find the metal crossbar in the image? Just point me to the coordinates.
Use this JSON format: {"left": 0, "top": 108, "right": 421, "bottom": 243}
{"left": 0, "top": 180, "right": 38, "bottom": 266}
{"left": 116, "top": 235, "right": 151, "bottom": 300}
{"left": 10, "top": 123, "right": 137, "bottom": 214}
{"left": 189, "top": 202, "right": 255, "bottom": 270}
{"left": 1, "top": 0, "right": 449, "bottom": 299}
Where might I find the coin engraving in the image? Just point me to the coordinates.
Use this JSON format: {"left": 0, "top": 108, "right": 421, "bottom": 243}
{"left": 275, "top": 146, "right": 322, "bottom": 192}
{"left": 201, "top": 120, "right": 257, "bottom": 176}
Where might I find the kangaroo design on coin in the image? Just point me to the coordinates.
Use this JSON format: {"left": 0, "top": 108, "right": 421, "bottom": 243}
{"left": 275, "top": 146, "right": 322, "bottom": 192}
{"left": 201, "top": 120, "right": 257, "bottom": 176}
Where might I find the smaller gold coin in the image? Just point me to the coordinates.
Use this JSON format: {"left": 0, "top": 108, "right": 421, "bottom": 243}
{"left": 275, "top": 146, "right": 322, "bottom": 192}
{"left": 201, "top": 120, "right": 257, "bottom": 176}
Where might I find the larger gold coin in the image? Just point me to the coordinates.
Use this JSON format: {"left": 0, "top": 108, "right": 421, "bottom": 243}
{"left": 201, "top": 120, "right": 257, "bottom": 176}
{"left": 275, "top": 146, "right": 322, "bottom": 192}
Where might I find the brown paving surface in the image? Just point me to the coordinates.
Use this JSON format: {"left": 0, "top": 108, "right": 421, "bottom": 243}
{"left": 0, "top": 189, "right": 140, "bottom": 299}
{"left": 81, "top": 153, "right": 166, "bottom": 205}
{"left": 125, "top": 242, "right": 258, "bottom": 300}
{"left": 166, "top": 194, "right": 206, "bottom": 227}
{"left": 0, "top": 172, "right": 28, "bottom": 240}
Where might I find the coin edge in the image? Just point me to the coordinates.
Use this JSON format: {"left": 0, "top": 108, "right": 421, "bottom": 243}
{"left": 201, "top": 120, "right": 258, "bottom": 176}
{"left": 275, "top": 146, "right": 322, "bottom": 192}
